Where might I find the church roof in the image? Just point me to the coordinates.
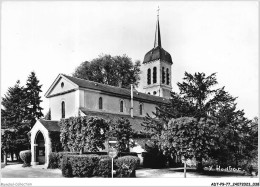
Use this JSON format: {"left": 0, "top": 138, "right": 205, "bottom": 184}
{"left": 39, "top": 119, "right": 60, "bottom": 132}
{"left": 62, "top": 74, "right": 168, "bottom": 104}
{"left": 143, "top": 46, "right": 173, "bottom": 64}
{"left": 143, "top": 11, "right": 173, "bottom": 64}
{"left": 80, "top": 108, "right": 145, "bottom": 133}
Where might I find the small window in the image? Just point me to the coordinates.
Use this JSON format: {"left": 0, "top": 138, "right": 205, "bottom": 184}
{"left": 153, "top": 91, "right": 157, "bottom": 95}
{"left": 147, "top": 92, "right": 150, "bottom": 95}
{"left": 139, "top": 103, "right": 143, "bottom": 115}
{"left": 120, "top": 100, "right": 124, "bottom": 112}
{"left": 99, "top": 97, "right": 103, "bottom": 110}
{"left": 162, "top": 67, "right": 165, "bottom": 84}
{"left": 166, "top": 68, "right": 170, "bottom": 85}
{"left": 147, "top": 69, "right": 151, "bottom": 85}
{"left": 153, "top": 67, "right": 157, "bottom": 83}
{"left": 61, "top": 82, "right": 64, "bottom": 88}
{"left": 61, "top": 101, "right": 65, "bottom": 118}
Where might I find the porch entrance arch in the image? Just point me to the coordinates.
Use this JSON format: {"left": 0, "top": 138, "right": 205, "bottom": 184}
{"left": 34, "top": 131, "right": 46, "bottom": 164}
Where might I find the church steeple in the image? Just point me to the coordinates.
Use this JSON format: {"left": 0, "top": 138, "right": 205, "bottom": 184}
{"left": 154, "top": 6, "right": 161, "bottom": 48}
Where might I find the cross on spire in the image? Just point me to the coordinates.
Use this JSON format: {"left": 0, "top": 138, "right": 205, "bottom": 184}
{"left": 157, "top": 6, "right": 160, "bottom": 16}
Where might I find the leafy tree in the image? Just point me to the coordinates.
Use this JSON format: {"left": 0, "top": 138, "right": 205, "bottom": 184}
{"left": 109, "top": 118, "right": 135, "bottom": 152}
{"left": 143, "top": 72, "right": 239, "bottom": 171}
{"left": 24, "top": 71, "right": 44, "bottom": 128}
{"left": 59, "top": 116, "right": 109, "bottom": 154}
{"left": 73, "top": 54, "right": 141, "bottom": 89}
{"left": 161, "top": 117, "right": 218, "bottom": 171}
{"left": 1, "top": 81, "right": 27, "bottom": 129}
{"left": 1, "top": 129, "right": 16, "bottom": 164}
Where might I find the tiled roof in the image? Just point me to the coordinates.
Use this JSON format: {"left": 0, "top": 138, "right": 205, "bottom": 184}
{"left": 63, "top": 74, "right": 168, "bottom": 104}
{"left": 80, "top": 108, "right": 145, "bottom": 133}
{"left": 143, "top": 46, "right": 173, "bottom": 64}
{"left": 39, "top": 119, "right": 60, "bottom": 132}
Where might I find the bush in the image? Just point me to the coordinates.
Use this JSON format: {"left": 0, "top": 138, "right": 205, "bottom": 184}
{"left": 93, "top": 156, "right": 112, "bottom": 177}
{"left": 142, "top": 152, "right": 167, "bottom": 168}
{"left": 47, "top": 152, "right": 59, "bottom": 169}
{"left": 47, "top": 152, "right": 79, "bottom": 169}
{"left": 115, "top": 156, "right": 140, "bottom": 178}
{"left": 61, "top": 155, "right": 73, "bottom": 177}
{"left": 61, "top": 154, "right": 100, "bottom": 177}
{"left": 19, "top": 150, "right": 31, "bottom": 167}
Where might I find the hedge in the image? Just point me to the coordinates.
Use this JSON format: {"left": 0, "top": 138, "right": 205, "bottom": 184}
{"left": 48, "top": 152, "right": 79, "bottom": 169}
{"left": 61, "top": 154, "right": 100, "bottom": 177}
{"left": 19, "top": 150, "right": 31, "bottom": 167}
{"left": 93, "top": 156, "right": 112, "bottom": 177}
{"left": 114, "top": 156, "right": 140, "bottom": 178}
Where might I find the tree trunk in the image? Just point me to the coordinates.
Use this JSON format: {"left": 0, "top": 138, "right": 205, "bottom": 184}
{"left": 4, "top": 152, "right": 7, "bottom": 165}
{"left": 196, "top": 157, "right": 204, "bottom": 172}
{"left": 11, "top": 152, "right": 14, "bottom": 161}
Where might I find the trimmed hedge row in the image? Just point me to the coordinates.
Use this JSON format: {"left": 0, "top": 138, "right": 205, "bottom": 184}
{"left": 115, "top": 156, "right": 140, "bottom": 177}
{"left": 47, "top": 152, "right": 79, "bottom": 169}
{"left": 58, "top": 154, "right": 140, "bottom": 178}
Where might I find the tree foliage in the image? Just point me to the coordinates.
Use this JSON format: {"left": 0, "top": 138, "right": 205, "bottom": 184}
{"left": 1, "top": 72, "right": 43, "bottom": 159}
{"left": 142, "top": 71, "right": 253, "bottom": 170}
{"left": 109, "top": 118, "right": 135, "bottom": 152}
{"left": 59, "top": 116, "right": 109, "bottom": 153}
{"left": 24, "top": 71, "right": 44, "bottom": 128}
{"left": 73, "top": 54, "right": 141, "bottom": 89}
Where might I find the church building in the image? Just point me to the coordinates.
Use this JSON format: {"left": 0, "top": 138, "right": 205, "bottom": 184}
{"left": 30, "top": 11, "right": 173, "bottom": 166}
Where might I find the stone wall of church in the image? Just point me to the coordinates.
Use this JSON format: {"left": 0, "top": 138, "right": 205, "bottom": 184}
{"left": 49, "top": 90, "right": 79, "bottom": 120}
{"left": 79, "top": 89, "right": 156, "bottom": 117}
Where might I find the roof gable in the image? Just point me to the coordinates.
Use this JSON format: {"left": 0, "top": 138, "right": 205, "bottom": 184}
{"left": 45, "top": 74, "right": 79, "bottom": 98}
{"left": 39, "top": 119, "right": 60, "bottom": 132}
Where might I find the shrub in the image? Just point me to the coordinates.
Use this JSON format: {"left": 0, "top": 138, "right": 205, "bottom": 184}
{"left": 61, "top": 155, "right": 73, "bottom": 177}
{"left": 115, "top": 156, "right": 140, "bottom": 178}
{"left": 142, "top": 152, "right": 167, "bottom": 168}
{"left": 61, "top": 154, "right": 100, "bottom": 177}
{"left": 58, "top": 152, "right": 79, "bottom": 169}
{"left": 93, "top": 156, "right": 112, "bottom": 177}
{"left": 19, "top": 150, "right": 31, "bottom": 167}
{"left": 47, "top": 152, "right": 59, "bottom": 169}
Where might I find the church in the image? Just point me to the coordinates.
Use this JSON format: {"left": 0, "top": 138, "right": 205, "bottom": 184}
{"left": 30, "top": 11, "right": 173, "bottom": 166}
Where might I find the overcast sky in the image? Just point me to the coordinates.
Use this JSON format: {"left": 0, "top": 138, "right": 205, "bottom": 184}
{"left": 1, "top": 1, "right": 258, "bottom": 119}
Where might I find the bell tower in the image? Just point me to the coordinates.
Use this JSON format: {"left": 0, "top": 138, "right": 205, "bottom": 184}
{"left": 142, "top": 7, "right": 173, "bottom": 98}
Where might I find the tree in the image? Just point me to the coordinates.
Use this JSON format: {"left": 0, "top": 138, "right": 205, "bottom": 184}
{"left": 161, "top": 117, "right": 218, "bottom": 171}
{"left": 24, "top": 71, "right": 44, "bottom": 128}
{"left": 1, "top": 129, "right": 16, "bottom": 164}
{"left": 109, "top": 118, "right": 135, "bottom": 152}
{"left": 143, "top": 72, "right": 239, "bottom": 171}
{"left": 59, "top": 116, "right": 109, "bottom": 154}
{"left": 73, "top": 54, "right": 141, "bottom": 89}
{"left": 1, "top": 81, "right": 27, "bottom": 129}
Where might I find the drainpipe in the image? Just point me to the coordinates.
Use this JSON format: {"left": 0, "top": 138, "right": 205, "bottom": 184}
{"left": 131, "top": 84, "right": 134, "bottom": 118}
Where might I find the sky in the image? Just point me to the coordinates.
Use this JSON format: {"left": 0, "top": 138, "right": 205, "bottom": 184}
{"left": 1, "top": 1, "right": 259, "bottom": 119}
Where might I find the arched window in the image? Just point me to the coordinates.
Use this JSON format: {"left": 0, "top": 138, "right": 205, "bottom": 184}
{"left": 166, "top": 68, "right": 170, "bottom": 85}
{"left": 120, "top": 100, "right": 124, "bottom": 112}
{"left": 162, "top": 67, "right": 165, "bottom": 84}
{"left": 139, "top": 103, "right": 143, "bottom": 115}
{"left": 99, "top": 97, "right": 103, "bottom": 110}
{"left": 153, "top": 67, "right": 157, "bottom": 83}
{"left": 153, "top": 91, "right": 157, "bottom": 95}
{"left": 61, "top": 101, "right": 65, "bottom": 118}
{"left": 147, "top": 69, "right": 151, "bottom": 85}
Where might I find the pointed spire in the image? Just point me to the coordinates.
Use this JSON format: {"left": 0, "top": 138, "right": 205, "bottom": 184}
{"left": 154, "top": 6, "right": 161, "bottom": 48}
